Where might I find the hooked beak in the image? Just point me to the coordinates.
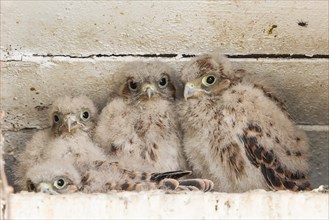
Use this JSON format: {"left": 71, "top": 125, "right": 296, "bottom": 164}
{"left": 37, "top": 183, "right": 59, "bottom": 195}
{"left": 142, "top": 84, "right": 156, "bottom": 99}
{"left": 64, "top": 115, "right": 77, "bottom": 133}
{"left": 184, "top": 79, "right": 231, "bottom": 100}
{"left": 184, "top": 82, "right": 205, "bottom": 101}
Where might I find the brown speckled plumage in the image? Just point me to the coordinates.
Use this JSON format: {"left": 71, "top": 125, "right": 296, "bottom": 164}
{"left": 95, "top": 61, "right": 187, "bottom": 173}
{"left": 179, "top": 53, "right": 311, "bottom": 192}
{"left": 16, "top": 96, "right": 106, "bottom": 191}
{"left": 26, "top": 160, "right": 214, "bottom": 194}
{"left": 81, "top": 160, "right": 213, "bottom": 193}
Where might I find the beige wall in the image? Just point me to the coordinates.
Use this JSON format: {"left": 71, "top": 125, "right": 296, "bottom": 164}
{"left": 7, "top": 191, "right": 329, "bottom": 219}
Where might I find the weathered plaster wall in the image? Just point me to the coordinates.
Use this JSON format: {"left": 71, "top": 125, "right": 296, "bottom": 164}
{"left": 1, "top": 1, "right": 328, "bottom": 56}
{"left": 7, "top": 190, "right": 329, "bottom": 219}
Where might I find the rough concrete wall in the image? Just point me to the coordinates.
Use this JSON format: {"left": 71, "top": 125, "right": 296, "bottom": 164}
{"left": 8, "top": 191, "right": 329, "bottom": 219}
{"left": 1, "top": 0, "right": 328, "bottom": 191}
{"left": 1, "top": 1, "right": 328, "bottom": 55}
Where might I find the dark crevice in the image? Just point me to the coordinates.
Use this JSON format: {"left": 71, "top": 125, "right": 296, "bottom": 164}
{"left": 227, "top": 54, "right": 329, "bottom": 59}
{"left": 4, "top": 53, "right": 329, "bottom": 61}
{"left": 3, "top": 126, "right": 49, "bottom": 133}
{"left": 183, "top": 54, "right": 329, "bottom": 59}
{"left": 5, "top": 59, "right": 22, "bottom": 62}
{"left": 181, "top": 54, "right": 196, "bottom": 58}
{"left": 96, "top": 53, "right": 179, "bottom": 58}
{"left": 33, "top": 53, "right": 180, "bottom": 58}
{"left": 32, "top": 53, "right": 329, "bottom": 59}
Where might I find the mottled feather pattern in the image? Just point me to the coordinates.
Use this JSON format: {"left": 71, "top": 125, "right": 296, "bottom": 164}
{"left": 95, "top": 61, "right": 188, "bottom": 173}
{"left": 179, "top": 52, "right": 311, "bottom": 192}
{"left": 220, "top": 143, "right": 246, "bottom": 181}
{"left": 252, "top": 84, "right": 291, "bottom": 119}
{"left": 16, "top": 96, "right": 106, "bottom": 191}
{"left": 25, "top": 157, "right": 214, "bottom": 194}
{"left": 17, "top": 52, "right": 312, "bottom": 194}
{"left": 239, "top": 124, "right": 311, "bottom": 191}
{"left": 78, "top": 160, "right": 213, "bottom": 193}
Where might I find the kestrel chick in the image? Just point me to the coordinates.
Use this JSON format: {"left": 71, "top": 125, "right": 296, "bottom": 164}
{"left": 95, "top": 61, "right": 187, "bottom": 172}
{"left": 26, "top": 160, "right": 213, "bottom": 194}
{"left": 25, "top": 160, "right": 80, "bottom": 195}
{"left": 179, "top": 53, "right": 311, "bottom": 192}
{"left": 79, "top": 160, "right": 213, "bottom": 193}
{"left": 16, "top": 95, "right": 106, "bottom": 190}
{"left": 50, "top": 95, "right": 98, "bottom": 137}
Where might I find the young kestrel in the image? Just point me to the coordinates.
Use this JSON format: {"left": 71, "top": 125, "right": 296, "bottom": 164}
{"left": 80, "top": 160, "right": 213, "bottom": 193}
{"left": 16, "top": 96, "right": 106, "bottom": 190}
{"left": 179, "top": 53, "right": 311, "bottom": 192}
{"left": 25, "top": 159, "right": 80, "bottom": 195}
{"left": 95, "top": 61, "right": 187, "bottom": 173}
{"left": 25, "top": 159, "right": 213, "bottom": 194}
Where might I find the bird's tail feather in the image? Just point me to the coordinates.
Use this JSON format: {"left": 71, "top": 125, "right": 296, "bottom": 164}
{"left": 150, "top": 170, "right": 192, "bottom": 182}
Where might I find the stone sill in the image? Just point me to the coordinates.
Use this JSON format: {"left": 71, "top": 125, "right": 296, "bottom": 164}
{"left": 3, "top": 190, "right": 328, "bottom": 219}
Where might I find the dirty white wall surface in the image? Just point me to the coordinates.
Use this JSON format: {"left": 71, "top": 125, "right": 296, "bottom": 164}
{"left": 1, "top": 1, "right": 328, "bottom": 56}
{"left": 0, "top": 0, "right": 328, "bottom": 219}
{"left": 7, "top": 190, "right": 329, "bottom": 219}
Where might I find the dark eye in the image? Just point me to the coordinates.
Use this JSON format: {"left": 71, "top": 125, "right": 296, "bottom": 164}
{"left": 158, "top": 77, "right": 168, "bottom": 88}
{"left": 53, "top": 114, "right": 60, "bottom": 123}
{"left": 202, "top": 75, "right": 216, "bottom": 86}
{"left": 26, "top": 180, "right": 35, "bottom": 192}
{"left": 128, "top": 80, "right": 138, "bottom": 91}
{"left": 206, "top": 76, "right": 215, "bottom": 84}
{"left": 54, "top": 178, "right": 66, "bottom": 189}
{"left": 57, "top": 179, "right": 65, "bottom": 187}
{"left": 80, "top": 110, "right": 90, "bottom": 121}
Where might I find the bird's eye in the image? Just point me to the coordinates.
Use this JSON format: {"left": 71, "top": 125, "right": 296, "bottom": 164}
{"left": 26, "top": 180, "right": 36, "bottom": 192}
{"left": 53, "top": 178, "right": 66, "bottom": 189}
{"left": 80, "top": 110, "right": 90, "bottom": 121}
{"left": 128, "top": 80, "right": 138, "bottom": 91}
{"left": 202, "top": 75, "right": 216, "bottom": 86}
{"left": 158, "top": 77, "right": 168, "bottom": 88}
{"left": 53, "top": 113, "right": 60, "bottom": 123}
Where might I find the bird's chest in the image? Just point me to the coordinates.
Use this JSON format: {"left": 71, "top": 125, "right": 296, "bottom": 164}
{"left": 131, "top": 110, "right": 180, "bottom": 165}
{"left": 183, "top": 99, "right": 224, "bottom": 138}
{"left": 182, "top": 100, "right": 225, "bottom": 162}
{"left": 134, "top": 111, "right": 174, "bottom": 141}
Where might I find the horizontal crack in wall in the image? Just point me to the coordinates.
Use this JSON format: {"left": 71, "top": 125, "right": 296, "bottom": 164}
{"left": 228, "top": 54, "right": 329, "bottom": 59}
{"left": 3, "top": 53, "right": 329, "bottom": 61}
{"left": 32, "top": 53, "right": 329, "bottom": 59}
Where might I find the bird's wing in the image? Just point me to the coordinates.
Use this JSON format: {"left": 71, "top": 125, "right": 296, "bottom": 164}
{"left": 150, "top": 170, "right": 192, "bottom": 182}
{"left": 238, "top": 124, "right": 311, "bottom": 191}
{"left": 100, "top": 177, "right": 212, "bottom": 192}
{"left": 253, "top": 84, "right": 291, "bottom": 118}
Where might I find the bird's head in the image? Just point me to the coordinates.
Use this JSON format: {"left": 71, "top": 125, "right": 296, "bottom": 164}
{"left": 25, "top": 160, "right": 80, "bottom": 194}
{"left": 115, "top": 61, "right": 178, "bottom": 103}
{"left": 181, "top": 53, "right": 241, "bottom": 100}
{"left": 50, "top": 96, "right": 98, "bottom": 137}
{"left": 27, "top": 176, "right": 78, "bottom": 195}
{"left": 124, "top": 74, "right": 175, "bottom": 101}
{"left": 183, "top": 74, "right": 231, "bottom": 100}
